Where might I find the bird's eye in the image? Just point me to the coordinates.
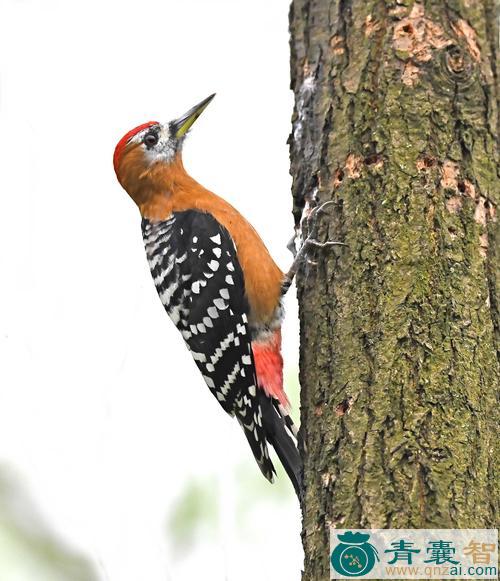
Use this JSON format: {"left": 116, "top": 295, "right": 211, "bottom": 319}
{"left": 144, "top": 132, "right": 159, "bottom": 147}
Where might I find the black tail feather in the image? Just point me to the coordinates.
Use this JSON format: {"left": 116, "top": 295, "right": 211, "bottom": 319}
{"left": 258, "top": 391, "right": 304, "bottom": 500}
{"left": 234, "top": 394, "right": 276, "bottom": 483}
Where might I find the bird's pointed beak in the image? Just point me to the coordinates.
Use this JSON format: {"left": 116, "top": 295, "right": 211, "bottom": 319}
{"left": 171, "top": 94, "right": 216, "bottom": 139}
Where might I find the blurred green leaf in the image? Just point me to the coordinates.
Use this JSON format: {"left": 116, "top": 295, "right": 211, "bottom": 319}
{"left": 0, "top": 465, "right": 99, "bottom": 581}
{"left": 166, "top": 476, "right": 218, "bottom": 554}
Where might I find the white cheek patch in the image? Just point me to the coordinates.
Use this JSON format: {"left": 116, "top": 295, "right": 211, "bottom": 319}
{"left": 133, "top": 124, "right": 178, "bottom": 166}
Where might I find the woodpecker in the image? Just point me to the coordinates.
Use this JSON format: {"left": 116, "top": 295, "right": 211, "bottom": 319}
{"left": 113, "top": 94, "right": 303, "bottom": 497}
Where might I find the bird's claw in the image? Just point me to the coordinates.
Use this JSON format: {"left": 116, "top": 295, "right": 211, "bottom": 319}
{"left": 305, "top": 238, "right": 348, "bottom": 248}
{"left": 282, "top": 201, "right": 347, "bottom": 294}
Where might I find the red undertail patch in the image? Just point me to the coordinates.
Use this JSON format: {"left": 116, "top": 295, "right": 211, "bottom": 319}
{"left": 252, "top": 329, "right": 289, "bottom": 409}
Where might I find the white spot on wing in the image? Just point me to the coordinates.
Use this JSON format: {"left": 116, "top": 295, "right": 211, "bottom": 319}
{"left": 209, "top": 332, "right": 235, "bottom": 365}
{"left": 168, "top": 304, "right": 182, "bottom": 325}
{"left": 152, "top": 256, "right": 175, "bottom": 284}
{"left": 159, "top": 281, "right": 178, "bottom": 305}
{"left": 203, "top": 375, "right": 215, "bottom": 388}
{"left": 221, "top": 362, "right": 241, "bottom": 395}
{"left": 207, "top": 306, "right": 219, "bottom": 319}
{"left": 210, "top": 234, "right": 221, "bottom": 244}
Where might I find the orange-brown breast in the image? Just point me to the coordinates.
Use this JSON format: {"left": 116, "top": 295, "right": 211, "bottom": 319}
{"left": 117, "top": 152, "right": 284, "bottom": 325}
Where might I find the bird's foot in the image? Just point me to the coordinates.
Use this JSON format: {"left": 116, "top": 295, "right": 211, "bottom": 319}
{"left": 282, "top": 201, "right": 347, "bottom": 294}
{"left": 282, "top": 236, "right": 347, "bottom": 293}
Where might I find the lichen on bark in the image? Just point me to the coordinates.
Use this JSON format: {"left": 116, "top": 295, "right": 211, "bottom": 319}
{"left": 289, "top": 1, "right": 499, "bottom": 579}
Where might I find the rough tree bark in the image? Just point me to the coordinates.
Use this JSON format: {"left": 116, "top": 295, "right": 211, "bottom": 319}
{"left": 289, "top": 1, "right": 499, "bottom": 579}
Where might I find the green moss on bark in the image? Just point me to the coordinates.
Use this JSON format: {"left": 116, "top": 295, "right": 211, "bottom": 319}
{"left": 289, "top": 1, "right": 499, "bottom": 579}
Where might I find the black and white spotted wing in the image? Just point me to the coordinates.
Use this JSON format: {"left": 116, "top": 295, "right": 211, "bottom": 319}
{"left": 142, "top": 210, "right": 275, "bottom": 481}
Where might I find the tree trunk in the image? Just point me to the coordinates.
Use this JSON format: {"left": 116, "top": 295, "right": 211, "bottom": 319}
{"left": 289, "top": 1, "right": 499, "bottom": 579}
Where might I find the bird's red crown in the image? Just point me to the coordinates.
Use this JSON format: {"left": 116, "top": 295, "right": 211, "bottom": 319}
{"left": 113, "top": 121, "right": 158, "bottom": 175}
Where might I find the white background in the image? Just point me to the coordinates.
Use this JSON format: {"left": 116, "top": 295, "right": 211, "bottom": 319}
{"left": 0, "top": 0, "right": 302, "bottom": 579}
